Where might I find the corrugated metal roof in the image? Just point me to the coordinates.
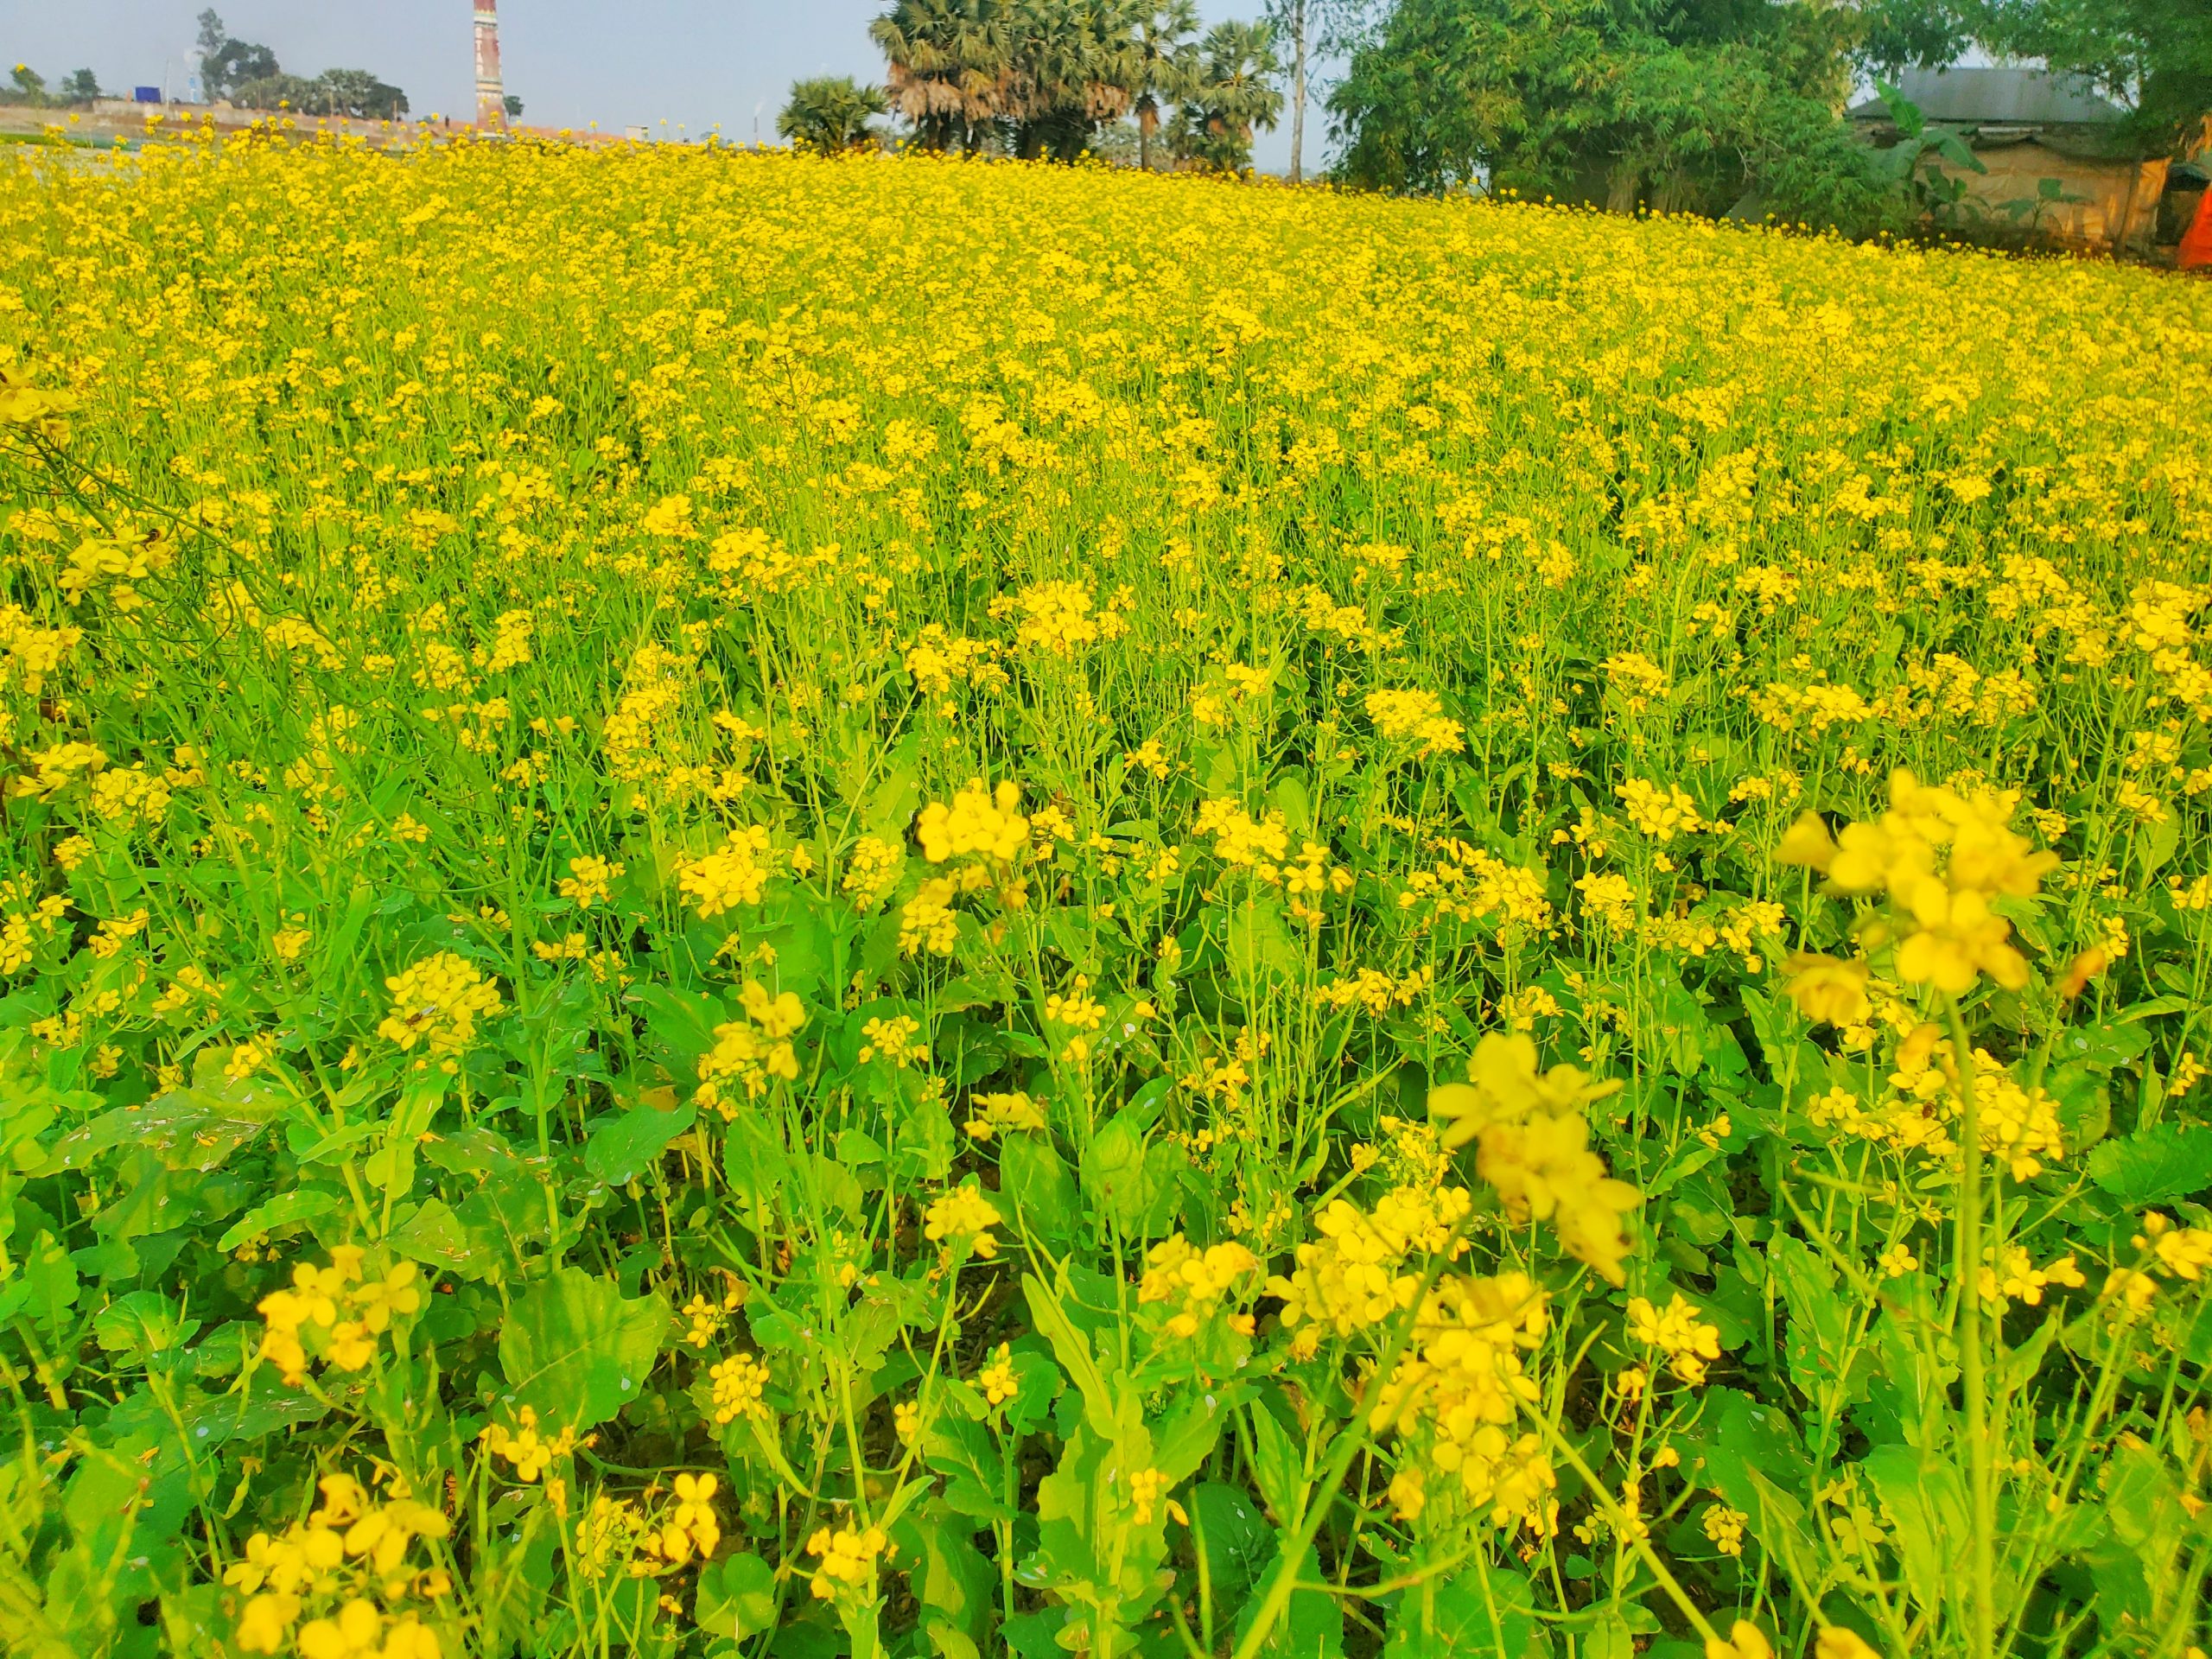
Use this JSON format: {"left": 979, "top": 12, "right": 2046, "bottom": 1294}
{"left": 1847, "top": 67, "right": 2126, "bottom": 126}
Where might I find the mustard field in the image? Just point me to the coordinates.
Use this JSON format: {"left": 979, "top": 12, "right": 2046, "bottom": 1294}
{"left": 1, "top": 135, "right": 2209, "bottom": 1659}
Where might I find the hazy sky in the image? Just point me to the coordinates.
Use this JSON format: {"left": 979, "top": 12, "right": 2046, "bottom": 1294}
{"left": 3, "top": 0, "right": 1332, "bottom": 172}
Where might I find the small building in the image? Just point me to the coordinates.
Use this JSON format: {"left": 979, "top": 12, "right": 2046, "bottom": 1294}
{"left": 1847, "top": 67, "right": 2170, "bottom": 254}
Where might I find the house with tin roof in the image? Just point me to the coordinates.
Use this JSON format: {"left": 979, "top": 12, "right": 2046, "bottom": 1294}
{"left": 1847, "top": 67, "right": 2178, "bottom": 254}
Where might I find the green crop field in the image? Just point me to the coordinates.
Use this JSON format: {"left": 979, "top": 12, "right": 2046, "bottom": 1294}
{"left": 1, "top": 135, "right": 2209, "bottom": 1659}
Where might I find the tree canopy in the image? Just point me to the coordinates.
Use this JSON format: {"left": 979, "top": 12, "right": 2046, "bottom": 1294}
{"left": 1333, "top": 0, "right": 1880, "bottom": 211}
{"left": 194, "top": 10, "right": 410, "bottom": 118}
{"left": 872, "top": 0, "right": 1286, "bottom": 163}
{"left": 779, "top": 77, "right": 892, "bottom": 152}
{"left": 1170, "top": 21, "right": 1287, "bottom": 171}
{"left": 1971, "top": 0, "right": 2212, "bottom": 153}
{"left": 1327, "top": 0, "right": 2210, "bottom": 217}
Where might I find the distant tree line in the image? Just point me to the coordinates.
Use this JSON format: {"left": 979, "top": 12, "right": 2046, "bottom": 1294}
{"left": 779, "top": 0, "right": 2205, "bottom": 232}
{"left": 780, "top": 2, "right": 1294, "bottom": 175}
{"left": 1325, "top": 0, "right": 2211, "bottom": 226}
{"left": 194, "top": 10, "right": 410, "bottom": 120}
{"left": 3, "top": 64, "right": 105, "bottom": 105}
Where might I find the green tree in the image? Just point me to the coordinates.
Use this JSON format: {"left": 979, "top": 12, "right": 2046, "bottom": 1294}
{"left": 1973, "top": 0, "right": 2212, "bottom": 155}
{"left": 1132, "top": 2, "right": 1201, "bottom": 170}
{"left": 1170, "top": 19, "right": 1284, "bottom": 172}
{"left": 191, "top": 15, "right": 409, "bottom": 119}
{"left": 7, "top": 63, "right": 48, "bottom": 105}
{"left": 313, "top": 69, "right": 410, "bottom": 119}
{"left": 195, "top": 10, "right": 278, "bottom": 102}
{"left": 57, "top": 69, "right": 101, "bottom": 103}
{"left": 779, "top": 76, "right": 891, "bottom": 151}
{"left": 504, "top": 93, "right": 524, "bottom": 120}
{"left": 873, "top": 0, "right": 1016, "bottom": 151}
{"left": 1006, "top": 0, "right": 1146, "bottom": 161}
{"left": 875, "top": 0, "right": 1290, "bottom": 166}
{"left": 1262, "top": 0, "right": 1389, "bottom": 180}
{"left": 231, "top": 73, "right": 321, "bottom": 113}
{"left": 1329, "top": 0, "right": 1891, "bottom": 224}
{"left": 1853, "top": 0, "right": 1975, "bottom": 77}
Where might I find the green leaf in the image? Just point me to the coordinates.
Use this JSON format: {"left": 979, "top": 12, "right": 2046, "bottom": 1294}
{"left": 2047, "top": 1062, "right": 2111, "bottom": 1153}
{"left": 759, "top": 908, "right": 834, "bottom": 1001}
{"left": 63, "top": 1440, "right": 194, "bottom": 1569}
{"left": 1080, "top": 1112, "right": 1148, "bottom": 1230}
{"left": 1694, "top": 1387, "right": 1813, "bottom": 1522}
{"left": 1152, "top": 1381, "right": 1239, "bottom": 1484}
{"left": 1862, "top": 1444, "right": 1970, "bottom": 1618}
{"left": 2087, "top": 1122, "right": 2212, "bottom": 1208}
{"left": 890, "top": 1505, "right": 993, "bottom": 1659}
{"left": 693, "top": 1552, "right": 777, "bottom": 1641}
{"left": 1382, "top": 1567, "right": 1535, "bottom": 1659}
{"left": 1187, "top": 1481, "right": 1274, "bottom": 1606}
{"left": 1033, "top": 1409, "right": 1170, "bottom": 1625}
{"left": 2058, "top": 1020, "right": 2156, "bottom": 1073}
{"left": 92, "top": 1291, "right": 194, "bottom": 1363}
{"left": 1235, "top": 1542, "right": 1344, "bottom": 1657}
{"left": 1857, "top": 1307, "right": 1952, "bottom": 1449}
{"left": 804, "top": 1152, "right": 866, "bottom": 1221}
{"left": 1002, "top": 1344, "right": 1065, "bottom": 1436}
{"left": 1648, "top": 1145, "right": 1724, "bottom": 1203}
{"left": 389, "top": 1198, "right": 499, "bottom": 1281}
{"left": 721, "top": 1109, "right": 788, "bottom": 1217}
{"left": 17, "top": 1230, "right": 79, "bottom": 1331}
{"left": 497, "top": 1267, "right": 668, "bottom": 1433}
{"left": 937, "top": 972, "right": 1013, "bottom": 1014}
{"left": 2135, "top": 810, "right": 2182, "bottom": 876}
{"left": 891, "top": 1085, "right": 956, "bottom": 1183}
{"left": 1643, "top": 979, "right": 1721, "bottom": 1079}
{"left": 2087, "top": 1437, "right": 2190, "bottom": 1630}
{"left": 1225, "top": 896, "right": 1303, "bottom": 979}
{"left": 1023, "top": 1272, "right": 1115, "bottom": 1430}
{"left": 627, "top": 982, "right": 723, "bottom": 1071}
{"left": 584, "top": 1102, "right": 696, "bottom": 1186}
{"left": 1001, "top": 1134, "right": 1077, "bottom": 1247}
{"left": 217, "top": 1187, "right": 344, "bottom": 1254}
{"left": 40, "top": 1076, "right": 280, "bottom": 1176}
{"left": 1583, "top": 1609, "right": 1637, "bottom": 1659}
{"left": 0, "top": 1071, "right": 57, "bottom": 1173}
{"left": 1244, "top": 1401, "right": 1305, "bottom": 1523}
{"left": 105, "top": 1370, "right": 327, "bottom": 1457}
{"left": 1769, "top": 1234, "right": 1861, "bottom": 1411}
{"left": 923, "top": 1414, "right": 1012, "bottom": 1522}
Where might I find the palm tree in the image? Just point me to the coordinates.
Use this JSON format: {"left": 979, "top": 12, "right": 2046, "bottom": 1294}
{"left": 777, "top": 77, "right": 889, "bottom": 152}
{"left": 1131, "top": 1, "right": 1199, "bottom": 171}
{"left": 871, "top": 0, "right": 1014, "bottom": 153}
{"left": 1006, "top": 0, "right": 1143, "bottom": 161}
{"left": 1169, "top": 20, "right": 1284, "bottom": 174}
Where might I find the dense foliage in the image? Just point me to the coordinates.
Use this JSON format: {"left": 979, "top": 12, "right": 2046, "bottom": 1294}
{"left": 1968, "top": 0, "right": 2212, "bottom": 155}
{"left": 871, "top": 0, "right": 1284, "bottom": 169}
{"left": 194, "top": 10, "right": 410, "bottom": 121}
{"left": 1325, "top": 0, "right": 2210, "bottom": 219}
{"left": 779, "top": 80, "right": 893, "bottom": 155}
{"left": 1329, "top": 0, "right": 1904, "bottom": 217}
{"left": 1, "top": 136, "right": 2210, "bottom": 1659}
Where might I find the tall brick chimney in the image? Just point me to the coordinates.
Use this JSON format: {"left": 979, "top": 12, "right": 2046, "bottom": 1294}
{"left": 474, "top": 0, "right": 506, "bottom": 130}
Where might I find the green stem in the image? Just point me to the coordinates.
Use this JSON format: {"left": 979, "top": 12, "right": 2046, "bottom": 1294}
{"left": 1522, "top": 1409, "right": 1723, "bottom": 1647}
{"left": 1228, "top": 1220, "right": 1467, "bottom": 1659}
{"left": 1942, "top": 993, "right": 1995, "bottom": 1659}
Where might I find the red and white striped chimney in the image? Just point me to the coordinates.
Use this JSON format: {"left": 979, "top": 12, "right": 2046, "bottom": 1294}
{"left": 474, "top": 0, "right": 506, "bottom": 130}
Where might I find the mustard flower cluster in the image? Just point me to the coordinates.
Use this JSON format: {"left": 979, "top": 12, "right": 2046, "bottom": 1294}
{"left": 226, "top": 1473, "right": 450, "bottom": 1659}
{"left": 257, "top": 1249, "right": 423, "bottom": 1385}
